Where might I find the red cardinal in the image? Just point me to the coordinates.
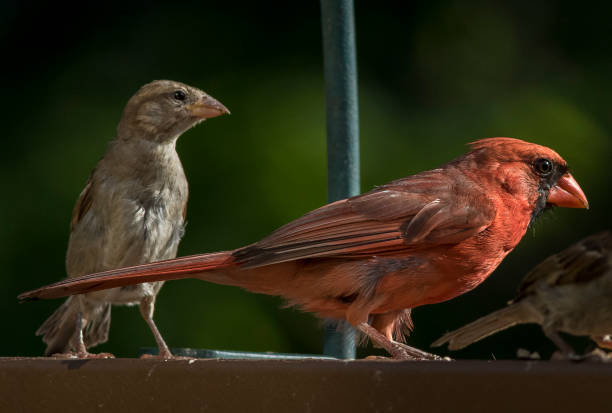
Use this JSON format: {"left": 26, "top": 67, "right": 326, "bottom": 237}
{"left": 20, "top": 138, "right": 588, "bottom": 360}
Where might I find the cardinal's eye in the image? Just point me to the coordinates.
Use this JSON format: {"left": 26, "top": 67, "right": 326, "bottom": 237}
{"left": 534, "top": 158, "right": 553, "bottom": 176}
{"left": 173, "top": 90, "right": 186, "bottom": 101}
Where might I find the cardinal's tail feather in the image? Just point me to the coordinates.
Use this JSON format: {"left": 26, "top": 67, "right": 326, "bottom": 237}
{"left": 431, "top": 302, "right": 539, "bottom": 350}
{"left": 19, "top": 251, "right": 234, "bottom": 301}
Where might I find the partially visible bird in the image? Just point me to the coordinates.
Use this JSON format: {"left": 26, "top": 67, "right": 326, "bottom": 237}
{"left": 433, "top": 231, "right": 612, "bottom": 359}
{"left": 34, "top": 80, "right": 229, "bottom": 358}
{"left": 21, "top": 138, "right": 588, "bottom": 360}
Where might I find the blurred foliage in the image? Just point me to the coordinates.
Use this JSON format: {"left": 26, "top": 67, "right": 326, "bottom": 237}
{"left": 1, "top": 0, "right": 610, "bottom": 359}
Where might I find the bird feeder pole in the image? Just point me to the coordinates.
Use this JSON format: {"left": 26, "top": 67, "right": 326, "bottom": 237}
{"left": 320, "top": 0, "right": 359, "bottom": 359}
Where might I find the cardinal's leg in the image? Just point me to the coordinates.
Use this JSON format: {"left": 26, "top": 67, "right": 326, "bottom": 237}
{"left": 358, "top": 321, "right": 446, "bottom": 361}
{"left": 346, "top": 297, "right": 445, "bottom": 360}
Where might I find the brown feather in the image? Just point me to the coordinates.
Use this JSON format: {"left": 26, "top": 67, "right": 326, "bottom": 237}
{"left": 516, "top": 230, "right": 612, "bottom": 300}
{"left": 70, "top": 177, "right": 94, "bottom": 231}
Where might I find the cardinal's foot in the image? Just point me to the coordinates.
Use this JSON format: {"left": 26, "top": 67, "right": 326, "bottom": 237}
{"left": 386, "top": 341, "right": 451, "bottom": 361}
{"left": 364, "top": 355, "right": 393, "bottom": 360}
{"left": 357, "top": 322, "right": 450, "bottom": 361}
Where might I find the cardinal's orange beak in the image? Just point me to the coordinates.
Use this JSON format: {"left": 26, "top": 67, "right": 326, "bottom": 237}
{"left": 187, "top": 95, "right": 230, "bottom": 119}
{"left": 548, "top": 172, "right": 589, "bottom": 209}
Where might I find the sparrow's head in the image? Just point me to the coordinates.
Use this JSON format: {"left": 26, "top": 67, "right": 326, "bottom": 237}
{"left": 117, "top": 79, "right": 229, "bottom": 143}
{"left": 468, "top": 137, "right": 588, "bottom": 221}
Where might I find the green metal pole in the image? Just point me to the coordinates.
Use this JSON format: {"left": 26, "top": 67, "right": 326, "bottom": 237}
{"left": 320, "top": 0, "right": 359, "bottom": 359}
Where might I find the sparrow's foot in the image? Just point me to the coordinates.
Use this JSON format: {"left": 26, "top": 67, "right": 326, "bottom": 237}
{"left": 516, "top": 348, "right": 541, "bottom": 360}
{"left": 550, "top": 351, "right": 578, "bottom": 361}
{"left": 551, "top": 349, "right": 610, "bottom": 362}
{"left": 50, "top": 351, "right": 115, "bottom": 359}
{"left": 77, "top": 351, "right": 115, "bottom": 359}
{"left": 579, "top": 348, "right": 611, "bottom": 363}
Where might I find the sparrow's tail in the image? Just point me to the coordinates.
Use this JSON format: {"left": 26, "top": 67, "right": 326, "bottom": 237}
{"left": 431, "top": 301, "right": 540, "bottom": 350}
{"left": 35, "top": 296, "right": 111, "bottom": 355}
{"left": 19, "top": 251, "right": 234, "bottom": 301}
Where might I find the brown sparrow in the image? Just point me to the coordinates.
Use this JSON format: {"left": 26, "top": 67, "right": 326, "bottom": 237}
{"left": 36, "top": 80, "right": 228, "bottom": 358}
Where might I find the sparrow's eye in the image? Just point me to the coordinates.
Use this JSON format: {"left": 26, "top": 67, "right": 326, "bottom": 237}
{"left": 534, "top": 158, "right": 553, "bottom": 176}
{"left": 173, "top": 90, "right": 186, "bottom": 101}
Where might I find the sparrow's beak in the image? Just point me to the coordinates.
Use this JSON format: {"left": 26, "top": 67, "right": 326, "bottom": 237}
{"left": 187, "top": 95, "right": 230, "bottom": 119}
{"left": 548, "top": 172, "right": 589, "bottom": 209}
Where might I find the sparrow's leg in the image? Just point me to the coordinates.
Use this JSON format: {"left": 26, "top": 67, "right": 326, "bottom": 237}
{"left": 69, "top": 311, "right": 114, "bottom": 359}
{"left": 357, "top": 323, "right": 448, "bottom": 361}
{"left": 75, "top": 311, "right": 87, "bottom": 355}
{"left": 543, "top": 327, "right": 578, "bottom": 360}
{"left": 139, "top": 295, "right": 173, "bottom": 359}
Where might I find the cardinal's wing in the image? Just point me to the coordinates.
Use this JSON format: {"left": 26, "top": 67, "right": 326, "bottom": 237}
{"left": 234, "top": 170, "right": 495, "bottom": 268}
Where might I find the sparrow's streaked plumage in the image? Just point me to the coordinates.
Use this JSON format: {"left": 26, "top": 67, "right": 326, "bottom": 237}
{"left": 35, "top": 80, "right": 228, "bottom": 358}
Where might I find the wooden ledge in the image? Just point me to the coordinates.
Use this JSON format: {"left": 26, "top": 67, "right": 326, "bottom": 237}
{"left": 1, "top": 357, "right": 610, "bottom": 412}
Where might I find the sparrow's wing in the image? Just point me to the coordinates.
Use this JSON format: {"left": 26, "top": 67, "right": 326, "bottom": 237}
{"left": 234, "top": 170, "right": 496, "bottom": 268}
{"left": 70, "top": 176, "right": 95, "bottom": 231}
{"left": 516, "top": 231, "right": 612, "bottom": 299}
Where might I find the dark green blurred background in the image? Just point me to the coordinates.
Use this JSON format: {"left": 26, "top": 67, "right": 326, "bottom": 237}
{"left": 2, "top": 1, "right": 611, "bottom": 359}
